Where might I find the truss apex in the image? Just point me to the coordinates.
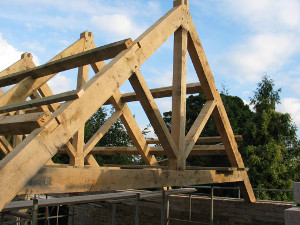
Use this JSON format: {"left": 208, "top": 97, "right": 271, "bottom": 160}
{"left": 80, "top": 30, "right": 93, "bottom": 39}
{"left": 21, "top": 52, "right": 32, "bottom": 59}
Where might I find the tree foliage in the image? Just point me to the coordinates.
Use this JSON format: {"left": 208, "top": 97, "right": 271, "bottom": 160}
{"left": 242, "top": 76, "right": 299, "bottom": 201}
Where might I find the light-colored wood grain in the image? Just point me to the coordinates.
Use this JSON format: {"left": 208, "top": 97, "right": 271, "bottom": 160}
{"left": 72, "top": 53, "right": 90, "bottom": 167}
{"left": 172, "top": 26, "right": 188, "bottom": 170}
{"left": 20, "top": 167, "right": 245, "bottom": 195}
{"left": 0, "top": 111, "right": 51, "bottom": 135}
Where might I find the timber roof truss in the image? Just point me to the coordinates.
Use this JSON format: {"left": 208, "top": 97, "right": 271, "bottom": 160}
{"left": 0, "top": 0, "right": 255, "bottom": 210}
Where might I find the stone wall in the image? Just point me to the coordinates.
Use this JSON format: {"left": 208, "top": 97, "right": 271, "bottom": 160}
{"left": 73, "top": 195, "right": 295, "bottom": 225}
{"left": 285, "top": 182, "right": 300, "bottom": 225}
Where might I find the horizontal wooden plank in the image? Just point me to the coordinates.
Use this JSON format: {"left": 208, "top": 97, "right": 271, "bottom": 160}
{"left": 102, "top": 165, "right": 248, "bottom": 172}
{"left": 0, "top": 90, "right": 83, "bottom": 114}
{"left": 4, "top": 188, "right": 196, "bottom": 211}
{"left": 146, "top": 135, "right": 243, "bottom": 144}
{"left": 0, "top": 111, "right": 51, "bottom": 135}
{"left": 120, "top": 82, "right": 202, "bottom": 103}
{"left": 58, "top": 145, "right": 226, "bottom": 156}
{"left": 0, "top": 39, "right": 133, "bottom": 87}
{"left": 19, "top": 167, "right": 245, "bottom": 195}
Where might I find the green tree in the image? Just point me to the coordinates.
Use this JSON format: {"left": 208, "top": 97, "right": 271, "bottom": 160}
{"left": 242, "top": 76, "right": 299, "bottom": 201}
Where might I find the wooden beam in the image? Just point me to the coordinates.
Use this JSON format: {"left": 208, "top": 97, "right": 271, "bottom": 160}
{"left": 129, "top": 70, "right": 178, "bottom": 161}
{"left": 72, "top": 37, "right": 91, "bottom": 167}
{"left": 185, "top": 100, "right": 216, "bottom": 158}
{"left": 146, "top": 135, "right": 242, "bottom": 144}
{"left": 0, "top": 90, "right": 83, "bottom": 114}
{"left": 0, "top": 111, "right": 51, "bottom": 135}
{"left": 0, "top": 136, "right": 13, "bottom": 154}
{"left": 19, "top": 167, "right": 245, "bottom": 195}
{"left": 172, "top": 26, "right": 188, "bottom": 170}
{"left": 0, "top": 5, "right": 185, "bottom": 210}
{"left": 59, "top": 145, "right": 226, "bottom": 156}
{"left": 119, "top": 82, "right": 202, "bottom": 103}
{"left": 196, "top": 135, "right": 243, "bottom": 143}
{"left": 0, "top": 39, "right": 133, "bottom": 87}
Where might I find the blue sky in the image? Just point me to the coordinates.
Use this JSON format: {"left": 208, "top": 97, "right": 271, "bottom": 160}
{"left": 1, "top": 0, "right": 300, "bottom": 137}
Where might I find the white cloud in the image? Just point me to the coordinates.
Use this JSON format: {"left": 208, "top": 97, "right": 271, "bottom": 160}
{"left": 91, "top": 14, "right": 143, "bottom": 39}
{"left": 0, "top": 33, "right": 23, "bottom": 72}
{"left": 155, "top": 98, "right": 172, "bottom": 113}
{"left": 221, "top": 0, "right": 300, "bottom": 32}
{"left": 147, "top": 67, "right": 173, "bottom": 87}
{"left": 219, "top": 33, "right": 300, "bottom": 83}
{"left": 205, "top": 0, "right": 300, "bottom": 84}
{"left": 277, "top": 98, "right": 300, "bottom": 126}
{"left": 47, "top": 74, "right": 73, "bottom": 94}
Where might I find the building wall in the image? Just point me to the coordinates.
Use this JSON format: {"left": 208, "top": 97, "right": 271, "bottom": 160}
{"left": 73, "top": 195, "right": 295, "bottom": 225}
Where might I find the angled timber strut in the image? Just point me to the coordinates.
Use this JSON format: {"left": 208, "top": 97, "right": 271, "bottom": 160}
{"left": 0, "top": 0, "right": 255, "bottom": 211}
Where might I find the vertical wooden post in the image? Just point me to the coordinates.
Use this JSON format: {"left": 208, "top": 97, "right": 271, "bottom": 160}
{"left": 13, "top": 111, "right": 24, "bottom": 148}
{"left": 171, "top": 0, "right": 188, "bottom": 170}
{"left": 71, "top": 31, "right": 92, "bottom": 167}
